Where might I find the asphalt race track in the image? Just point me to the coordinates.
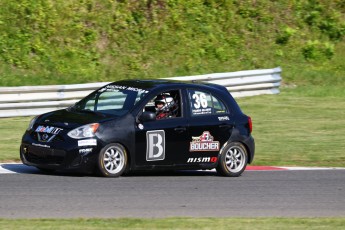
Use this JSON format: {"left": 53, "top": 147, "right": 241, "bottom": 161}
{"left": 0, "top": 163, "right": 344, "bottom": 218}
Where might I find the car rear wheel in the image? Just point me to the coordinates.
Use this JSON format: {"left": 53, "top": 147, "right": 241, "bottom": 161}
{"left": 97, "top": 143, "right": 128, "bottom": 177}
{"left": 216, "top": 142, "right": 247, "bottom": 177}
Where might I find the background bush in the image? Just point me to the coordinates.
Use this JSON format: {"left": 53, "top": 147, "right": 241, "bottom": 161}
{"left": 0, "top": 0, "right": 344, "bottom": 87}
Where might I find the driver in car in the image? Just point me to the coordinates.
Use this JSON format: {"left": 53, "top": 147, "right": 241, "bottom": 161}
{"left": 154, "top": 95, "right": 176, "bottom": 120}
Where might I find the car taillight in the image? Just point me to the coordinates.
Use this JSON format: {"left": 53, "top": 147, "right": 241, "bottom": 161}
{"left": 248, "top": 116, "right": 253, "bottom": 133}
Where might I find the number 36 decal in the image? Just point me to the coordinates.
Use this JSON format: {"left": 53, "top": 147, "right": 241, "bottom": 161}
{"left": 192, "top": 93, "right": 208, "bottom": 109}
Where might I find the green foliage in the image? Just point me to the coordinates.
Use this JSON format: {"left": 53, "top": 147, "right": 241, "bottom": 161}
{"left": 276, "top": 27, "right": 297, "bottom": 45}
{"left": 302, "top": 0, "right": 345, "bottom": 41}
{"left": 0, "top": 0, "right": 344, "bottom": 86}
{"left": 302, "top": 40, "right": 334, "bottom": 60}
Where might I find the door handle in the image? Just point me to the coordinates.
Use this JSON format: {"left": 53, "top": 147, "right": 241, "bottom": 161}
{"left": 174, "top": 127, "right": 186, "bottom": 133}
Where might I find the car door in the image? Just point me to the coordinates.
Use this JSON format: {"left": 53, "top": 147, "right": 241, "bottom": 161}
{"left": 134, "top": 90, "right": 190, "bottom": 167}
{"left": 185, "top": 89, "right": 233, "bottom": 164}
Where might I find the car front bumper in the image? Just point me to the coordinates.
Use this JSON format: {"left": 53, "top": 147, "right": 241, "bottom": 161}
{"left": 20, "top": 134, "right": 101, "bottom": 173}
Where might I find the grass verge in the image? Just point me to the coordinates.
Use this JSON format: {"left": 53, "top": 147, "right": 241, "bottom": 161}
{"left": 237, "top": 86, "right": 345, "bottom": 167}
{"left": 0, "top": 116, "right": 31, "bottom": 162}
{"left": 0, "top": 218, "right": 344, "bottom": 230}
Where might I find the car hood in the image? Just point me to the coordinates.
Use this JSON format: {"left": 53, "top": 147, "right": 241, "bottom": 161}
{"left": 36, "top": 109, "right": 114, "bottom": 129}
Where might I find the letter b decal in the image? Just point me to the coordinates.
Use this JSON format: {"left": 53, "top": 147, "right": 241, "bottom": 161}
{"left": 146, "top": 130, "right": 165, "bottom": 161}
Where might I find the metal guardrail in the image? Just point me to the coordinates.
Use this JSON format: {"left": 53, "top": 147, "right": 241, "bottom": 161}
{"left": 0, "top": 67, "right": 282, "bottom": 117}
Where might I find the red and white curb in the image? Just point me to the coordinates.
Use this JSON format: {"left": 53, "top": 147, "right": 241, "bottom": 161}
{"left": 245, "top": 165, "right": 345, "bottom": 171}
{"left": 0, "top": 163, "right": 344, "bottom": 174}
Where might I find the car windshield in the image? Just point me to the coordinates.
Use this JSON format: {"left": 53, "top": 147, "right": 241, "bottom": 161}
{"left": 72, "top": 84, "right": 149, "bottom": 116}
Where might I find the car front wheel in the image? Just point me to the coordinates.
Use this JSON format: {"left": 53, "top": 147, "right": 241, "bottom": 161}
{"left": 97, "top": 143, "right": 128, "bottom": 177}
{"left": 216, "top": 142, "right": 248, "bottom": 177}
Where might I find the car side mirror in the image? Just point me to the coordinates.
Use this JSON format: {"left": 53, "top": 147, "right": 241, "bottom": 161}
{"left": 139, "top": 111, "right": 156, "bottom": 122}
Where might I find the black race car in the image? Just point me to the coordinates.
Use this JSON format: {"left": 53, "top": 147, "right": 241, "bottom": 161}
{"left": 20, "top": 80, "right": 255, "bottom": 177}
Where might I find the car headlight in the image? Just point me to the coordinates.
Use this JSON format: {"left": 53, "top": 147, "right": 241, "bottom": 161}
{"left": 67, "top": 123, "right": 99, "bottom": 139}
{"left": 27, "top": 116, "right": 38, "bottom": 131}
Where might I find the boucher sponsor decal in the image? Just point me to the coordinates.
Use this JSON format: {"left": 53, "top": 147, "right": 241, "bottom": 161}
{"left": 146, "top": 130, "right": 165, "bottom": 161}
{"left": 189, "top": 131, "right": 220, "bottom": 152}
{"left": 187, "top": 157, "right": 218, "bottom": 163}
{"left": 35, "top": 125, "right": 63, "bottom": 134}
{"left": 78, "top": 139, "right": 97, "bottom": 147}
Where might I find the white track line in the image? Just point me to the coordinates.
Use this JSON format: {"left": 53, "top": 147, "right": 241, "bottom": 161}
{"left": 0, "top": 163, "right": 38, "bottom": 174}
{"left": 279, "top": 166, "right": 345, "bottom": 170}
{"left": 0, "top": 163, "right": 344, "bottom": 174}
{"left": 0, "top": 166, "right": 15, "bottom": 174}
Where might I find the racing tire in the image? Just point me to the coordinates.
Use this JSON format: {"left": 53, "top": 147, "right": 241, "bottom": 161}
{"left": 216, "top": 142, "right": 248, "bottom": 177}
{"left": 97, "top": 143, "right": 128, "bottom": 177}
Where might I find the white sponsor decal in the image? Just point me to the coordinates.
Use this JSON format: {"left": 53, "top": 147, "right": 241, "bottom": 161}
{"left": 190, "top": 131, "right": 220, "bottom": 152}
{"left": 218, "top": 116, "right": 229, "bottom": 121}
{"left": 79, "top": 148, "right": 93, "bottom": 154}
{"left": 32, "top": 143, "right": 50, "bottom": 148}
{"left": 99, "top": 85, "right": 149, "bottom": 94}
{"left": 35, "top": 126, "right": 63, "bottom": 134}
{"left": 192, "top": 107, "right": 212, "bottom": 115}
{"left": 187, "top": 157, "right": 218, "bottom": 163}
{"left": 78, "top": 139, "right": 97, "bottom": 147}
{"left": 146, "top": 130, "right": 165, "bottom": 161}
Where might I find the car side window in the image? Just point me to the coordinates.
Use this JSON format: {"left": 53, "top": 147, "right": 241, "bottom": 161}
{"left": 188, "top": 90, "right": 228, "bottom": 116}
{"left": 212, "top": 95, "right": 228, "bottom": 114}
{"left": 144, "top": 90, "right": 182, "bottom": 120}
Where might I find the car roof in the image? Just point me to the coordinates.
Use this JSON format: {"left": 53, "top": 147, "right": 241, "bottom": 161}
{"left": 112, "top": 79, "right": 243, "bottom": 116}
{"left": 110, "top": 79, "right": 227, "bottom": 92}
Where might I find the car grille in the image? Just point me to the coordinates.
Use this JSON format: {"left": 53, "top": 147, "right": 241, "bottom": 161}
{"left": 32, "top": 132, "right": 64, "bottom": 143}
{"left": 24, "top": 145, "right": 66, "bottom": 165}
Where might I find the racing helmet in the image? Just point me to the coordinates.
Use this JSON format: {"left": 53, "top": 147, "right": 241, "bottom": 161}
{"left": 154, "top": 94, "right": 175, "bottom": 112}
